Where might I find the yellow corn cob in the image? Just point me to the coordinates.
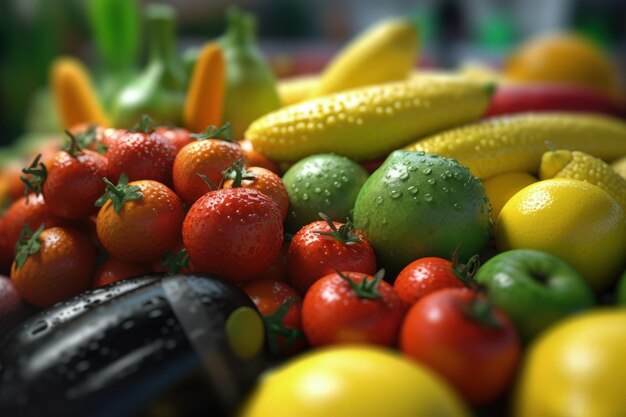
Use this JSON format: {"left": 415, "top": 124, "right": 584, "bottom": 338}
{"left": 245, "top": 77, "right": 493, "bottom": 162}
{"left": 405, "top": 113, "right": 626, "bottom": 179}
{"left": 278, "top": 70, "right": 467, "bottom": 107}
{"left": 184, "top": 43, "right": 225, "bottom": 132}
{"left": 278, "top": 75, "right": 319, "bottom": 106}
{"left": 540, "top": 149, "right": 626, "bottom": 212}
{"left": 50, "top": 57, "right": 110, "bottom": 128}
{"left": 612, "top": 156, "right": 626, "bottom": 179}
{"left": 312, "top": 18, "right": 418, "bottom": 98}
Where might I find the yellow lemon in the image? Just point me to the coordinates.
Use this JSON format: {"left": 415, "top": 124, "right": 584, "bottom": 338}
{"left": 482, "top": 171, "right": 537, "bottom": 221}
{"left": 505, "top": 33, "right": 624, "bottom": 101}
{"left": 240, "top": 346, "right": 470, "bottom": 417}
{"left": 515, "top": 309, "right": 626, "bottom": 417}
{"left": 496, "top": 179, "right": 626, "bottom": 292}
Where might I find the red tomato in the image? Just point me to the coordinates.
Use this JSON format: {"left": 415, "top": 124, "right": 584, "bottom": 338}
{"left": 2, "top": 195, "right": 65, "bottom": 259}
{"left": 92, "top": 257, "right": 151, "bottom": 288}
{"left": 287, "top": 216, "right": 376, "bottom": 294}
{"left": 242, "top": 279, "right": 306, "bottom": 356}
{"left": 42, "top": 141, "right": 109, "bottom": 220}
{"left": 255, "top": 241, "right": 290, "bottom": 283}
{"left": 182, "top": 188, "right": 283, "bottom": 282}
{"left": 302, "top": 271, "right": 405, "bottom": 347}
{"left": 393, "top": 255, "right": 478, "bottom": 307}
{"left": 156, "top": 126, "right": 193, "bottom": 155}
{"left": 400, "top": 288, "right": 521, "bottom": 406}
{"left": 106, "top": 128, "right": 176, "bottom": 185}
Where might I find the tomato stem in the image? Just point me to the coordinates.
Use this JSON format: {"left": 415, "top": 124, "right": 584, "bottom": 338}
{"left": 315, "top": 213, "right": 362, "bottom": 243}
{"left": 20, "top": 154, "right": 47, "bottom": 199}
{"left": 63, "top": 130, "right": 84, "bottom": 158}
{"left": 337, "top": 269, "right": 384, "bottom": 300}
{"left": 196, "top": 173, "right": 219, "bottom": 191}
{"left": 462, "top": 295, "right": 502, "bottom": 330}
{"left": 263, "top": 297, "right": 303, "bottom": 355}
{"left": 14, "top": 223, "right": 45, "bottom": 269}
{"left": 95, "top": 173, "right": 143, "bottom": 213}
{"left": 131, "top": 114, "right": 156, "bottom": 134}
{"left": 162, "top": 248, "right": 190, "bottom": 274}
{"left": 222, "top": 159, "right": 255, "bottom": 188}
{"left": 190, "top": 122, "right": 233, "bottom": 142}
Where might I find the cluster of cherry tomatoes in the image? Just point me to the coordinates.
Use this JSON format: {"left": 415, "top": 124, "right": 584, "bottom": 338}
{"left": 0, "top": 117, "right": 521, "bottom": 407}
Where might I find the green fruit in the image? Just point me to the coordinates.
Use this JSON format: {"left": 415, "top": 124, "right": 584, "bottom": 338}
{"left": 353, "top": 150, "right": 491, "bottom": 273}
{"left": 475, "top": 249, "right": 595, "bottom": 342}
{"left": 282, "top": 154, "right": 369, "bottom": 233}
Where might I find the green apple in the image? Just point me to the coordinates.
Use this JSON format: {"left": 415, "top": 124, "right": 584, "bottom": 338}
{"left": 475, "top": 249, "right": 595, "bottom": 342}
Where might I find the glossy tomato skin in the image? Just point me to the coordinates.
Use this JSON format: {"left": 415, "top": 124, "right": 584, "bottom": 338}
{"left": 183, "top": 188, "right": 283, "bottom": 282}
{"left": 42, "top": 149, "right": 109, "bottom": 220}
{"left": 393, "top": 257, "right": 466, "bottom": 307}
{"left": 173, "top": 139, "right": 244, "bottom": 206}
{"left": 287, "top": 221, "right": 376, "bottom": 295}
{"left": 106, "top": 131, "right": 176, "bottom": 185}
{"left": 302, "top": 272, "right": 405, "bottom": 347}
{"left": 223, "top": 166, "right": 289, "bottom": 221}
{"left": 238, "top": 140, "right": 281, "bottom": 175}
{"left": 2, "top": 195, "right": 65, "bottom": 258}
{"left": 255, "top": 241, "right": 290, "bottom": 283}
{"left": 243, "top": 279, "right": 306, "bottom": 356}
{"left": 92, "top": 257, "right": 152, "bottom": 288}
{"left": 96, "top": 181, "right": 185, "bottom": 263}
{"left": 156, "top": 127, "right": 193, "bottom": 155}
{"left": 400, "top": 288, "right": 521, "bottom": 406}
{"left": 11, "top": 227, "right": 96, "bottom": 308}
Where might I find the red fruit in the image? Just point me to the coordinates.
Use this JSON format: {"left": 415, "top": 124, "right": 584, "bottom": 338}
{"left": 173, "top": 139, "right": 244, "bottom": 206}
{"left": 483, "top": 83, "right": 625, "bottom": 118}
{"left": 156, "top": 126, "right": 193, "bottom": 155}
{"left": 222, "top": 161, "right": 289, "bottom": 221}
{"left": 393, "top": 255, "right": 478, "bottom": 307}
{"left": 92, "top": 257, "right": 152, "bottom": 288}
{"left": 302, "top": 270, "right": 405, "bottom": 347}
{"left": 42, "top": 138, "right": 109, "bottom": 219}
{"left": 183, "top": 188, "right": 283, "bottom": 282}
{"left": 96, "top": 177, "right": 185, "bottom": 263}
{"left": 2, "top": 195, "right": 65, "bottom": 258}
{"left": 238, "top": 140, "right": 281, "bottom": 175}
{"left": 287, "top": 215, "right": 376, "bottom": 294}
{"left": 400, "top": 288, "right": 521, "bottom": 406}
{"left": 255, "top": 241, "right": 289, "bottom": 283}
{"left": 106, "top": 125, "right": 176, "bottom": 185}
{"left": 243, "top": 279, "right": 306, "bottom": 356}
{"left": 11, "top": 226, "right": 96, "bottom": 308}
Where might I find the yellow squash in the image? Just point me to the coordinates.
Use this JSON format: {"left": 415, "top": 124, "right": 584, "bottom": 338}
{"left": 311, "top": 18, "right": 419, "bottom": 98}
{"left": 278, "top": 75, "right": 319, "bottom": 106}
{"left": 246, "top": 77, "right": 493, "bottom": 162}
{"left": 50, "top": 57, "right": 111, "bottom": 128}
{"left": 540, "top": 149, "right": 626, "bottom": 212}
{"left": 405, "top": 113, "right": 626, "bottom": 179}
{"left": 612, "top": 155, "right": 626, "bottom": 179}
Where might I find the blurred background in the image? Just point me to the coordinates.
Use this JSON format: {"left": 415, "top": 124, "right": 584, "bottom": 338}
{"left": 0, "top": 0, "right": 624, "bottom": 149}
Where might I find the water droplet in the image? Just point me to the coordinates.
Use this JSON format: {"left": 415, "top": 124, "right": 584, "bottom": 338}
{"left": 375, "top": 196, "right": 384, "bottom": 205}
{"left": 333, "top": 181, "right": 342, "bottom": 188}
{"left": 453, "top": 172, "right": 464, "bottom": 181}
{"left": 438, "top": 218, "right": 446, "bottom": 224}
{"left": 389, "top": 190, "right": 402, "bottom": 199}
{"left": 382, "top": 218, "right": 388, "bottom": 225}
{"left": 454, "top": 203, "right": 463, "bottom": 211}
{"left": 408, "top": 165, "right": 418, "bottom": 172}
{"left": 324, "top": 189, "right": 331, "bottom": 196}
{"left": 341, "top": 176, "right": 349, "bottom": 183}
{"left": 428, "top": 178, "right": 436, "bottom": 185}
{"left": 314, "top": 187, "right": 321, "bottom": 193}
{"left": 407, "top": 186, "right": 419, "bottom": 195}
{"left": 304, "top": 182, "right": 310, "bottom": 189}
{"left": 423, "top": 168, "right": 432, "bottom": 175}
{"left": 423, "top": 193, "right": 433, "bottom": 202}
{"left": 302, "top": 193, "right": 309, "bottom": 201}
{"left": 399, "top": 172, "right": 409, "bottom": 181}
{"left": 445, "top": 170, "right": 453, "bottom": 178}
{"left": 416, "top": 151, "right": 425, "bottom": 156}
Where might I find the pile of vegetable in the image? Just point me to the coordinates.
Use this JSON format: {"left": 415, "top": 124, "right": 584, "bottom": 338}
{"left": 1, "top": 3, "right": 626, "bottom": 417}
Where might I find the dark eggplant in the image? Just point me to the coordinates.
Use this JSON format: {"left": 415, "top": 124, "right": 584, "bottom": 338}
{"left": 0, "top": 274, "right": 268, "bottom": 417}
{"left": 0, "top": 274, "right": 162, "bottom": 360}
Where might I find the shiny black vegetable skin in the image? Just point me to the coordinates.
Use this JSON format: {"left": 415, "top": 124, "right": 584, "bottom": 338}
{"left": 0, "top": 274, "right": 268, "bottom": 417}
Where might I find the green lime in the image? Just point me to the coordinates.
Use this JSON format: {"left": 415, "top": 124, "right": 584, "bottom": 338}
{"left": 282, "top": 154, "right": 369, "bottom": 233}
{"left": 353, "top": 150, "right": 492, "bottom": 274}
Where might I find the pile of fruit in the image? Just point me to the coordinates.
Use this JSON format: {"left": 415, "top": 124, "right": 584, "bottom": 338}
{"left": 1, "top": 5, "right": 626, "bottom": 417}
